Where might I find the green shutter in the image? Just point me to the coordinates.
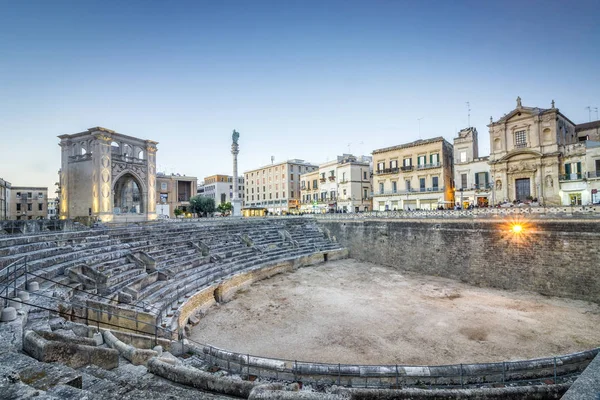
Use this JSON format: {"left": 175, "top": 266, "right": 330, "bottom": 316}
{"left": 565, "top": 163, "right": 571, "bottom": 175}
{"left": 475, "top": 173, "right": 479, "bottom": 187}
{"left": 577, "top": 162, "right": 582, "bottom": 177}
{"left": 429, "top": 154, "right": 433, "bottom": 164}
{"left": 484, "top": 172, "right": 489, "bottom": 186}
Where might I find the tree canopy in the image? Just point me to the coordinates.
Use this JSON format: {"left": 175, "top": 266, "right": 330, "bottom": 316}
{"left": 217, "top": 202, "right": 233, "bottom": 214}
{"left": 189, "top": 195, "right": 215, "bottom": 217}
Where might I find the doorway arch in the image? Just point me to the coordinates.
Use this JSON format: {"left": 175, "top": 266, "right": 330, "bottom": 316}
{"left": 113, "top": 173, "right": 144, "bottom": 214}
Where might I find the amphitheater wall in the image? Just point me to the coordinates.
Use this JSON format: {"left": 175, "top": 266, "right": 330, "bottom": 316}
{"left": 317, "top": 219, "right": 600, "bottom": 304}
{"left": 84, "top": 300, "right": 157, "bottom": 335}
{"left": 214, "top": 262, "right": 296, "bottom": 304}
{"left": 177, "top": 283, "right": 219, "bottom": 328}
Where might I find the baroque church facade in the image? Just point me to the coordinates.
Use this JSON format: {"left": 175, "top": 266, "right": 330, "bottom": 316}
{"left": 488, "top": 97, "right": 580, "bottom": 206}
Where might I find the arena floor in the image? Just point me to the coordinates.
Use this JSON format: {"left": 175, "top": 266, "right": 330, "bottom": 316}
{"left": 189, "top": 259, "right": 600, "bottom": 365}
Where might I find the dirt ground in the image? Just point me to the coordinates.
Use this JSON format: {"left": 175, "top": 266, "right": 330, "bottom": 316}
{"left": 189, "top": 259, "right": 600, "bottom": 365}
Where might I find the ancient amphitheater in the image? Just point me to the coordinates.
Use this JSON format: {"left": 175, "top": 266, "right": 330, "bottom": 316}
{"left": 1, "top": 211, "right": 599, "bottom": 399}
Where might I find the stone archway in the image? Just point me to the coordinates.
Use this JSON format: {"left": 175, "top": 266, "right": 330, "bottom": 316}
{"left": 113, "top": 173, "right": 144, "bottom": 214}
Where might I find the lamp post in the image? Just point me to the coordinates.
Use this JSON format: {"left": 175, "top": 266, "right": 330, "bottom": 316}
{"left": 490, "top": 181, "right": 495, "bottom": 207}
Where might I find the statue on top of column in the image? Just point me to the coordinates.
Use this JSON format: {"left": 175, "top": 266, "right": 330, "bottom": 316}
{"left": 232, "top": 130, "right": 240, "bottom": 145}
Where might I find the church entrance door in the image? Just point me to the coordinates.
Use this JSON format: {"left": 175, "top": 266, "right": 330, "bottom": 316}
{"left": 515, "top": 178, "right": 530, "bottom": 202}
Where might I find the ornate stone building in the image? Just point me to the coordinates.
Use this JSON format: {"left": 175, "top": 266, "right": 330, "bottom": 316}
{"left": 58, "top": 127, "right": 158, "bottom": 222}
{"left": 488, "top": 98, "right": 578, "bottom": 205}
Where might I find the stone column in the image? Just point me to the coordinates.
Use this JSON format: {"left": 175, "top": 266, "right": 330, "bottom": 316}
{"left": 91, "top": 133, "right": 114, "bottom": 222}
{"left": 146, "top": 141, "right": 158, "bottom": 220}
{"left": 58, "top": 138, "right": 71, "bottom": 219}
{"left": 231, "top": 130, "right": 242, "bottom": 217}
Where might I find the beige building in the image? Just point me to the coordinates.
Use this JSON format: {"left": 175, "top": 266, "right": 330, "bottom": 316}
{"left": 244, "top": 159, "right": 318, "bottom": 214}
{"left": 453, "top": 127, "right": 492, "bottom": 207}
{"left": 488, "top": 97, "right": 580, "bottom": 205}
{"left": 372, "top": 137, "right": 454, "bottom": 211}
{"left": 558, "top": 140, "right": 600, "bottom": 205}
{"left": 58, "top": 127, "right": 158, "bottom": 222}
{"left": 9, "top": 187, "right": 48, "bottom": 220}
{"left": 0, "top": 178, "right": 11, "bottom": 220}
{"left": 576, "top": 120, "right": 600, "bottom": 142}
{"left": 156, "top": 173, "right": 198, "bottom": 218}
{"left": 300, "top": 154, "right": 372, "bottom": 213}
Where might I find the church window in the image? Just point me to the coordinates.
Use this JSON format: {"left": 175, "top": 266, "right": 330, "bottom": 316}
{"left": 515, "top": 130, "right": 527, "bottom": 148}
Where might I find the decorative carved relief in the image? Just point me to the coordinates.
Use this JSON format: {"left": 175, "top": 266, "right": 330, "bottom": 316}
{"left": 112, "top": 162, "right": 148, "bottom": 184}
{"left": 495, "top": 180, "right": 502, "bottom": 190}
{"left": 545, "top": 175, "right": 554, "bottom": 188}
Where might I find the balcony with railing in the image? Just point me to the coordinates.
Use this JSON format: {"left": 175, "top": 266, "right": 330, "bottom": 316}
{"left": 458, "top": 184, "right": 493, "bottom": 191}
{"left": 372, "top": 186, "right": 445, "bottom": 196}
{"left": 400, "top": 165, "right": 414, "bottom": 172}
{"left": 376, "top": 167, "right": 399, "bottom": 175}
{"left": 587, "top": 171, "right": 600, "bottom": 179}
{"left": 416, "top": 162, "right": 441, "bottom": 170}
{"left": 559, "top": 173, "right": 583, "bottom": 181}
{"left": 328, "top": 175, "right": 336, "bottom": 181}
{"left": 112, "top": 154, "right": 146, "bottom": 165}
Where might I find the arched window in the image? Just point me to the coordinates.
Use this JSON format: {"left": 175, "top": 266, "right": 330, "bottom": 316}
{"left": 123, "top": 144, "right": 133, "bottom": 157}
{"left": 111, "top": 141, "right": 120, "bottom": 155}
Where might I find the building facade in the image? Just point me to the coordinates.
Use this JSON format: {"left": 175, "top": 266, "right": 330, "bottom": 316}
{"left": 488, "top": 98, "right": 581, "bottom": 205}
{"left": 202, "top": 175, "right": 244, "bottom": 206}
{"left": 47, "top": 197, "right": 59, "bottom": 219}
{"left": 372, "top": 137, "right": 454, "bottom": 211}
{"left": 558, "top": 140, "right": 600, "bottom": 205}
{"left": 58, "top": 127, "right": 158, "bottom": 222}
{"left": 244, "top": 160, "right": 318, "bottom": 214}
{"left": 575, "top": 120, "right": 600, "bottom": 142}
{"left": 9, "top": 187, "right": 48, "bottom": 220}
{"left": 300, "top": 154, "right": 372, "bottom": 213}
{"left": 0, "top": 178, "right": 11, "bottom": 220}
{"left": 453, "top": 127, "right": 492, "bottom": 207}
{"left": 156, "top": 173, "right": 198, "bottom": 218}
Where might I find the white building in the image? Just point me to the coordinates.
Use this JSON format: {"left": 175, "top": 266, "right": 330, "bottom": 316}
{"left": 47, "top": 197, "right": 59, "bottom": 219}
{"left": 453, "top": 127, "right": 493, "bottom": 207}
{"left": 300, "top": 154, "right": 372, "bottom": 213}
{"left": 559, "top": 140, "right": 600, "bottom": 205}
{"left": 202, "top": 174, "right": 244, "bottom": 205}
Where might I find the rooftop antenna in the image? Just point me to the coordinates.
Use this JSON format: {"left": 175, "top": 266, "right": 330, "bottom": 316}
{"left": 347, "top": 142, "right": 352, "bottom": 154}
{"left": 417, "top": 117, "right": 424, "bottom": 139}
{"left": 586, "top": 106, "right": 592, "bottom": 122}
{"left": 271, "top": 156, "right": 274, "bottom": 165}
{"left": 594, "top": 107, "right": 599, "bottom": 121}
{"left": 466, "top": 101, "right": 471, "bottom": 128}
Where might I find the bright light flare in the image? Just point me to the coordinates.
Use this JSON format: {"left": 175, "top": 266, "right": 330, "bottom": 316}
{"left": 511, "top": 224, "right": 523, "bottom": 234}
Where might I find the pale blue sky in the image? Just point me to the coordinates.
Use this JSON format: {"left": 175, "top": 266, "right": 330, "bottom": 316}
{"left": 1, "top": 0, "right": 599, "bottom": 193}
